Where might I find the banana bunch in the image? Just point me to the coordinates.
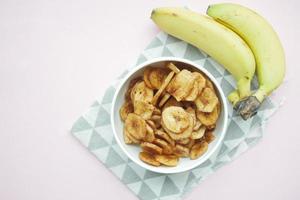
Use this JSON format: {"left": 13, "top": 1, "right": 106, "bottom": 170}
{"left": 151, "top": 4, "right": 285, "bottom": 120}
{"left": 207, "top": 3, "right": 285, "bottom": 119}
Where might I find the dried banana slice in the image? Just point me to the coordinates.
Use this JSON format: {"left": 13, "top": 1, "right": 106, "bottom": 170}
{"left": 166, "top": 62, "right": 180, "bottom": 74}
{"left": 186, "top": 107, "right": 196, "bottom": 127}
{"left": 149, "top": 67, "right": 169, "bottom": 89}
{"left": 158, "top": 93, "right": 171, "bottom": 108}
{"left": 139, "top": 152, "right": 160, "bottom": 167}
{"left": 193, "top": 72, "right": 206, "bottom": 92}
{"left": 131, "top": 81, "right": 153, "bottom": 103}
{"left": 195, "top": 87, "right": 218, "bottom": 113}
{"left": 173, "top": 144, "right": 189, "bottom": 157}
{"left": 191, "top": 126, "right": 206, "bottom": 139}
{"left": 151, "top": 115, "right": 162, "bottom": 129}
{"left": 143, "top": 67, "right": 154, "bottom": 89}
{"left": 125, "top": 77, "right": 143, "bottom": 101}
{"left": 185, "top": 139, "right": 195, "bottom": 150}
{"left": 146, "top": 119, "right": 156, "bottom": 131}
{"left": 162, "top": 106, "right": 190, "bottom": 133}
{"left": 153, "top": 138, "right": 173, "bottom": 155}
{"left": 190, "top": 141, "right": 208, "bottom": 160}
{"left": 154, "top": 154, "right": 179, "bottom": 167}
{"left": 123, "top": 128, "right": 132, "bottom": 144}
{"left": 119, "top": 101, "right": 133, "bottom": 121}
{"left": 193, "top": 120, "right": 202, "bottom": 131}
{"left": 154, "top": 130, "right": 175, "bottom": 146}
{"left": 205, "top": 78, "right": 216, "bottom": 92}
{"left": 124, "top": 128, "right": 140, "bottom": 144}
{"left": 152, "top": 71, "right": 175, "bottom": 105}
{"left": 162, "top": 112, "right": 194, "bottom": 140}
{"left": 125, "top": 113, "right": 147, "bottom": 140}
{"left": 153, "top": 107, "right": 161, "bottom": 116}
{"left": 144, "top": 124, "right": 155, "bottom": 142}
{"left": 176, "top": 138, "right": 190, "bottom": 145}
{"left": 133, "top": 100, "right": 154, "bottom": 120}
{"left": 184, "top": 81, "right": 198, "bottom": 101}
{"left": 196, "top": 103, "right": 220, "bottom": 126}
{"left": 205, "top": 131, "right": 215, "bottom": 144}
{"left": 166, "top": 69, "right": 195, "bottom": 101}
{"left": 184, "top": 72, "right": 206, "bottom": 101}
{"left": 141, "top": 142, "right": 163, "bottom": 155}
{"left": 162, "top": 97, "right": 183, "bottom": 110}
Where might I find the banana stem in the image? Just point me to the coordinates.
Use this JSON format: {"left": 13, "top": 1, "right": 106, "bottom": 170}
{"left": 234, "top": 87, "right": 267, "bottom": 120}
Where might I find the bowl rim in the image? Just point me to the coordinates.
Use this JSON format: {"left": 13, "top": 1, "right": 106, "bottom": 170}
{"left": 111, "top": 57, "right": 228, "bottom": 174}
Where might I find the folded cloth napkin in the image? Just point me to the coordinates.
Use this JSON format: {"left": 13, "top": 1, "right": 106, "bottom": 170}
{"left": 71, "top": 32, "right": 280, "bottom": 200}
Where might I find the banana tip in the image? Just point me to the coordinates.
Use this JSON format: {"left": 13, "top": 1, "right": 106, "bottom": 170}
{"left": 206, "top": 5, "right": 211, "bottom": 14}
{"left": 151, "top": 9, "right": 156, "bottom": 18}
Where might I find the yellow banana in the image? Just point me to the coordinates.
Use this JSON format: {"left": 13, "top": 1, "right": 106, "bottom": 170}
{"left": 207, "top": 3, "right": 286, "bottom": 119}
{"left": 151, "top": 7, "right": 256, "bottom": 99}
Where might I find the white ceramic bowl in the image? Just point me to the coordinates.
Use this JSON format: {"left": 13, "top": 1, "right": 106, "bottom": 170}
{"left": 111, "top": 57, "right": 228, "bottom": 174}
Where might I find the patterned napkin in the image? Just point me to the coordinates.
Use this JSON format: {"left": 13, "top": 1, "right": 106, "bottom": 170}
{"left": 71, "top": 32, "right": 280, "bottom": 200}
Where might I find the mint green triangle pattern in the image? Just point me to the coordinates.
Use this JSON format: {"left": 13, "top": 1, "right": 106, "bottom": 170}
{"left": 70, "top": 32, "right": 281, "bottom": 200}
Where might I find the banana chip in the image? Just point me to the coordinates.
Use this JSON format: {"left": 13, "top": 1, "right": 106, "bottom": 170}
{"left": 139, "top": 152, "right": 160, "bottom": 166}
{"left": 141, "top": 142, "right": 163, "bottom": 155}
{"left": 191, "top": 126, "right": 206, "bottom": 139}
{"left": 185, "top": 139, "right": 195, "bottom": 150}
{"left": 190, "top": 140, "right": 208, "bottom": 160}
{"left": 176, "top": 138, "right": 190, "bottom": 145}
{"left": 184, "top": 72, "right": 206, "bottom": 101}
{"left": 149, "top": 67, "right": 169, "bottom": 89}
{"left": 153, "top": 138, "right": 173, "bottom": 155}
{"left": 154, "top": 154, "right": 179, "bottom": 167}
{"left": 131, "top": 81, "right": 154, "bottom": 103}
{"left": 133, "top": 100, "right": 154, "bottom": 120}
{"left": 162, "top": 97, "right": 183, "bottom": 110}
{"left": 193, "top": 120, "right": 202, "bottom": 131}
{"left": 174, "top": 144, "right": 189, "bottom": 157}
{"left": 158, "top": 93, "right": 171, "bottom": 108}
{"left": 166, "top": 62, "right": 181, "bottom": 74}
{"left": 167, "top": 69, "right": 196, "bottom": 101}
{"left": 205, "top": 131, "right": 215, "bottom": 144}
{"left": 153, "top": 107, "right": 161, "bottom": 116}
{"left": 162, "top": 112, "right": 194, "bottom": 140}
{"left": 195, "top": 87, "right": 218, "bottom": 113}
{"left": 125, "top": 113, "right": 147, "bottom": 140}
{"left": 193, "top": 72, "right": 206, "bottom": 93}
{"left": 123, "top": 128, "right": 132, "bottom": 144}
{"left": 125, "top": 77, "right": 143, "bottom": 101}
{"left": 152, "top": 71, "right": 175, "bottom": 105}
{"left": 124, "top": 128, "right": 140, "bottom": 144}
{"left": 146, "top": 119, "right": 156, "bottom": 131}
{"left": 186, "top": 107, "right": 196, "bottom": 127}
{"left": 154, "top": 130, "right": 175, "bottom": 146}
{"left": 143, "top": 67, "right": 154, "bottom": 89}
{"left": 162, "top": 106, "right": 190, "bottom": 133}
{"left": 206, "top": 78, "right": 216, "bottom": 92}
{"left": 145, "top": 124, "right": 155, "bottom": 142}
{"left": 119, "top": 101, "right": 133, "bottom": 121}
{"left": 151, "top": 115, "right": 162, "bottom": 129}
{"left": 197, "top": 103, "right": 220, "bottom": 126}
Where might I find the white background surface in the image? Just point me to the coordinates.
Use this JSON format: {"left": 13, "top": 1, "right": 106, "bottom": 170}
{"left": 0, "top": 0, "right": 299, "bottom": 199}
